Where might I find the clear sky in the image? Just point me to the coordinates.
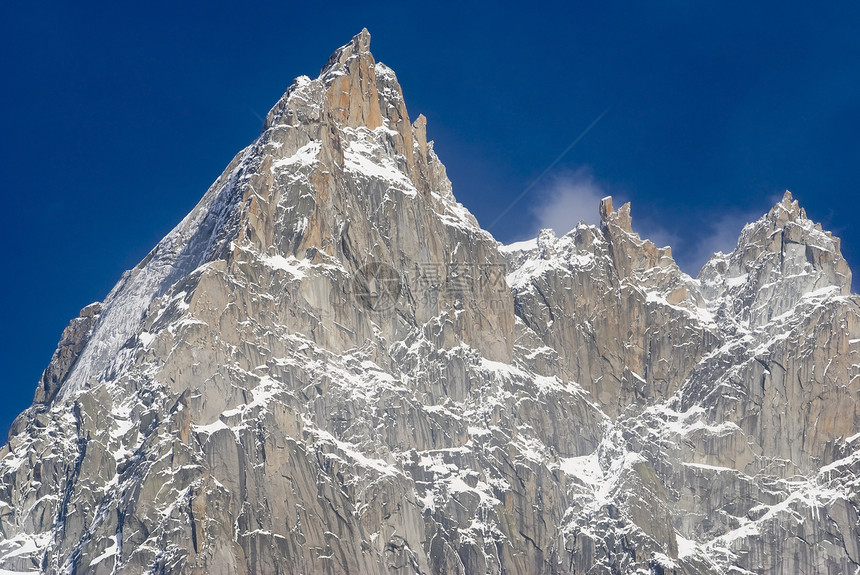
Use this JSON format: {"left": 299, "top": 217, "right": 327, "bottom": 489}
{"left": 2, "top": 2, "right": 858, "bottom": 437}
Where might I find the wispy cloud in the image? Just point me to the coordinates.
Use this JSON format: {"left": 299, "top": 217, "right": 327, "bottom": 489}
{"left": 679, "top": 194, "right": 782, "bottom": 274}
{"left": 532, "top": 168, "right": 610, "bottom": 232}
{"left": 683, "top": 214, "right": 749, "bottom": 271}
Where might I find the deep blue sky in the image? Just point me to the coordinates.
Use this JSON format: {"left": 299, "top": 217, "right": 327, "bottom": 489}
{"left": 2, "top": 2, "right": 859, "bottom": 437}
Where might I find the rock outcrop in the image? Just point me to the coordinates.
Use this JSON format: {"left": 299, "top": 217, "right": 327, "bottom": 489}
{"left": 1, "top": 31, "right": 858, "bottom": 575}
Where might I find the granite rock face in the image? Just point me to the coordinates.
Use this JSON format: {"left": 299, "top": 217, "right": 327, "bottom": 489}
{"left": 1, "top": 31, "right": 859, "bottom": 575}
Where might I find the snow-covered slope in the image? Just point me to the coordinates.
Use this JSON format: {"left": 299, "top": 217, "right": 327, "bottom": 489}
{"left": 1, "top": 30, "right": 858, "bottom": 575}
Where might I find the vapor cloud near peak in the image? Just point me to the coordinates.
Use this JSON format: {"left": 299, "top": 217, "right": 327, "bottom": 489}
{"left": 530, "top": 169, "right": 779, "bottom": 277}
{"left": 531, "top": 168, "right": 608, "bottom": 233}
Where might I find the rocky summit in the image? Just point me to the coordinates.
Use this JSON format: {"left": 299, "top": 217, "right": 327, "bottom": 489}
{"left": 1, "top": 30, "right": 858, "bottom": 575}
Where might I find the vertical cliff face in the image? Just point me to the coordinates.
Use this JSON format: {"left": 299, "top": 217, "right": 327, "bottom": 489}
{"left": 1, "top": 31, "right": 859, "bottom": 575}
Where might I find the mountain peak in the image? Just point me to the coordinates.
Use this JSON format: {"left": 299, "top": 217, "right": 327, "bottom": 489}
{"left": 768, "top": 188, "right": 808, "bottom": 225}
{"left": 323, "top": 28, "right": 373, "bottom": 73}
{"left": 357, "top": 27, "right": 372, "bottom": 47}
{"left": 596, "top": 195, "right": 681, "bottom": 284}
{"left": 599, "top": 195, "right": 632, "bottom": 233}
{"left": 699, "top": 189, "right": 852, "bottom": 326}
{"left": 318, "top": 29, "right": 384, "bottom": 130}
{"left": 748, "top": 190, "right": 842, "bottom": 261}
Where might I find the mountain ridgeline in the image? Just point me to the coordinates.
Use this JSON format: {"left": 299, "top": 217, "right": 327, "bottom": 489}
{"left": 1, "top": 30, "right": 858, "bottom": 575}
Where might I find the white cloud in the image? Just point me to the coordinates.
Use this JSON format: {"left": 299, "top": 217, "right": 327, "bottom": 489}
{"left": 532, "top": 169, "right": 609, "bottom": 233}
{"left": 530, "top": 169, "right": 681, "bottom": 259}
{"left": 532, "top": 169, "right": 680, "bottom": 249}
